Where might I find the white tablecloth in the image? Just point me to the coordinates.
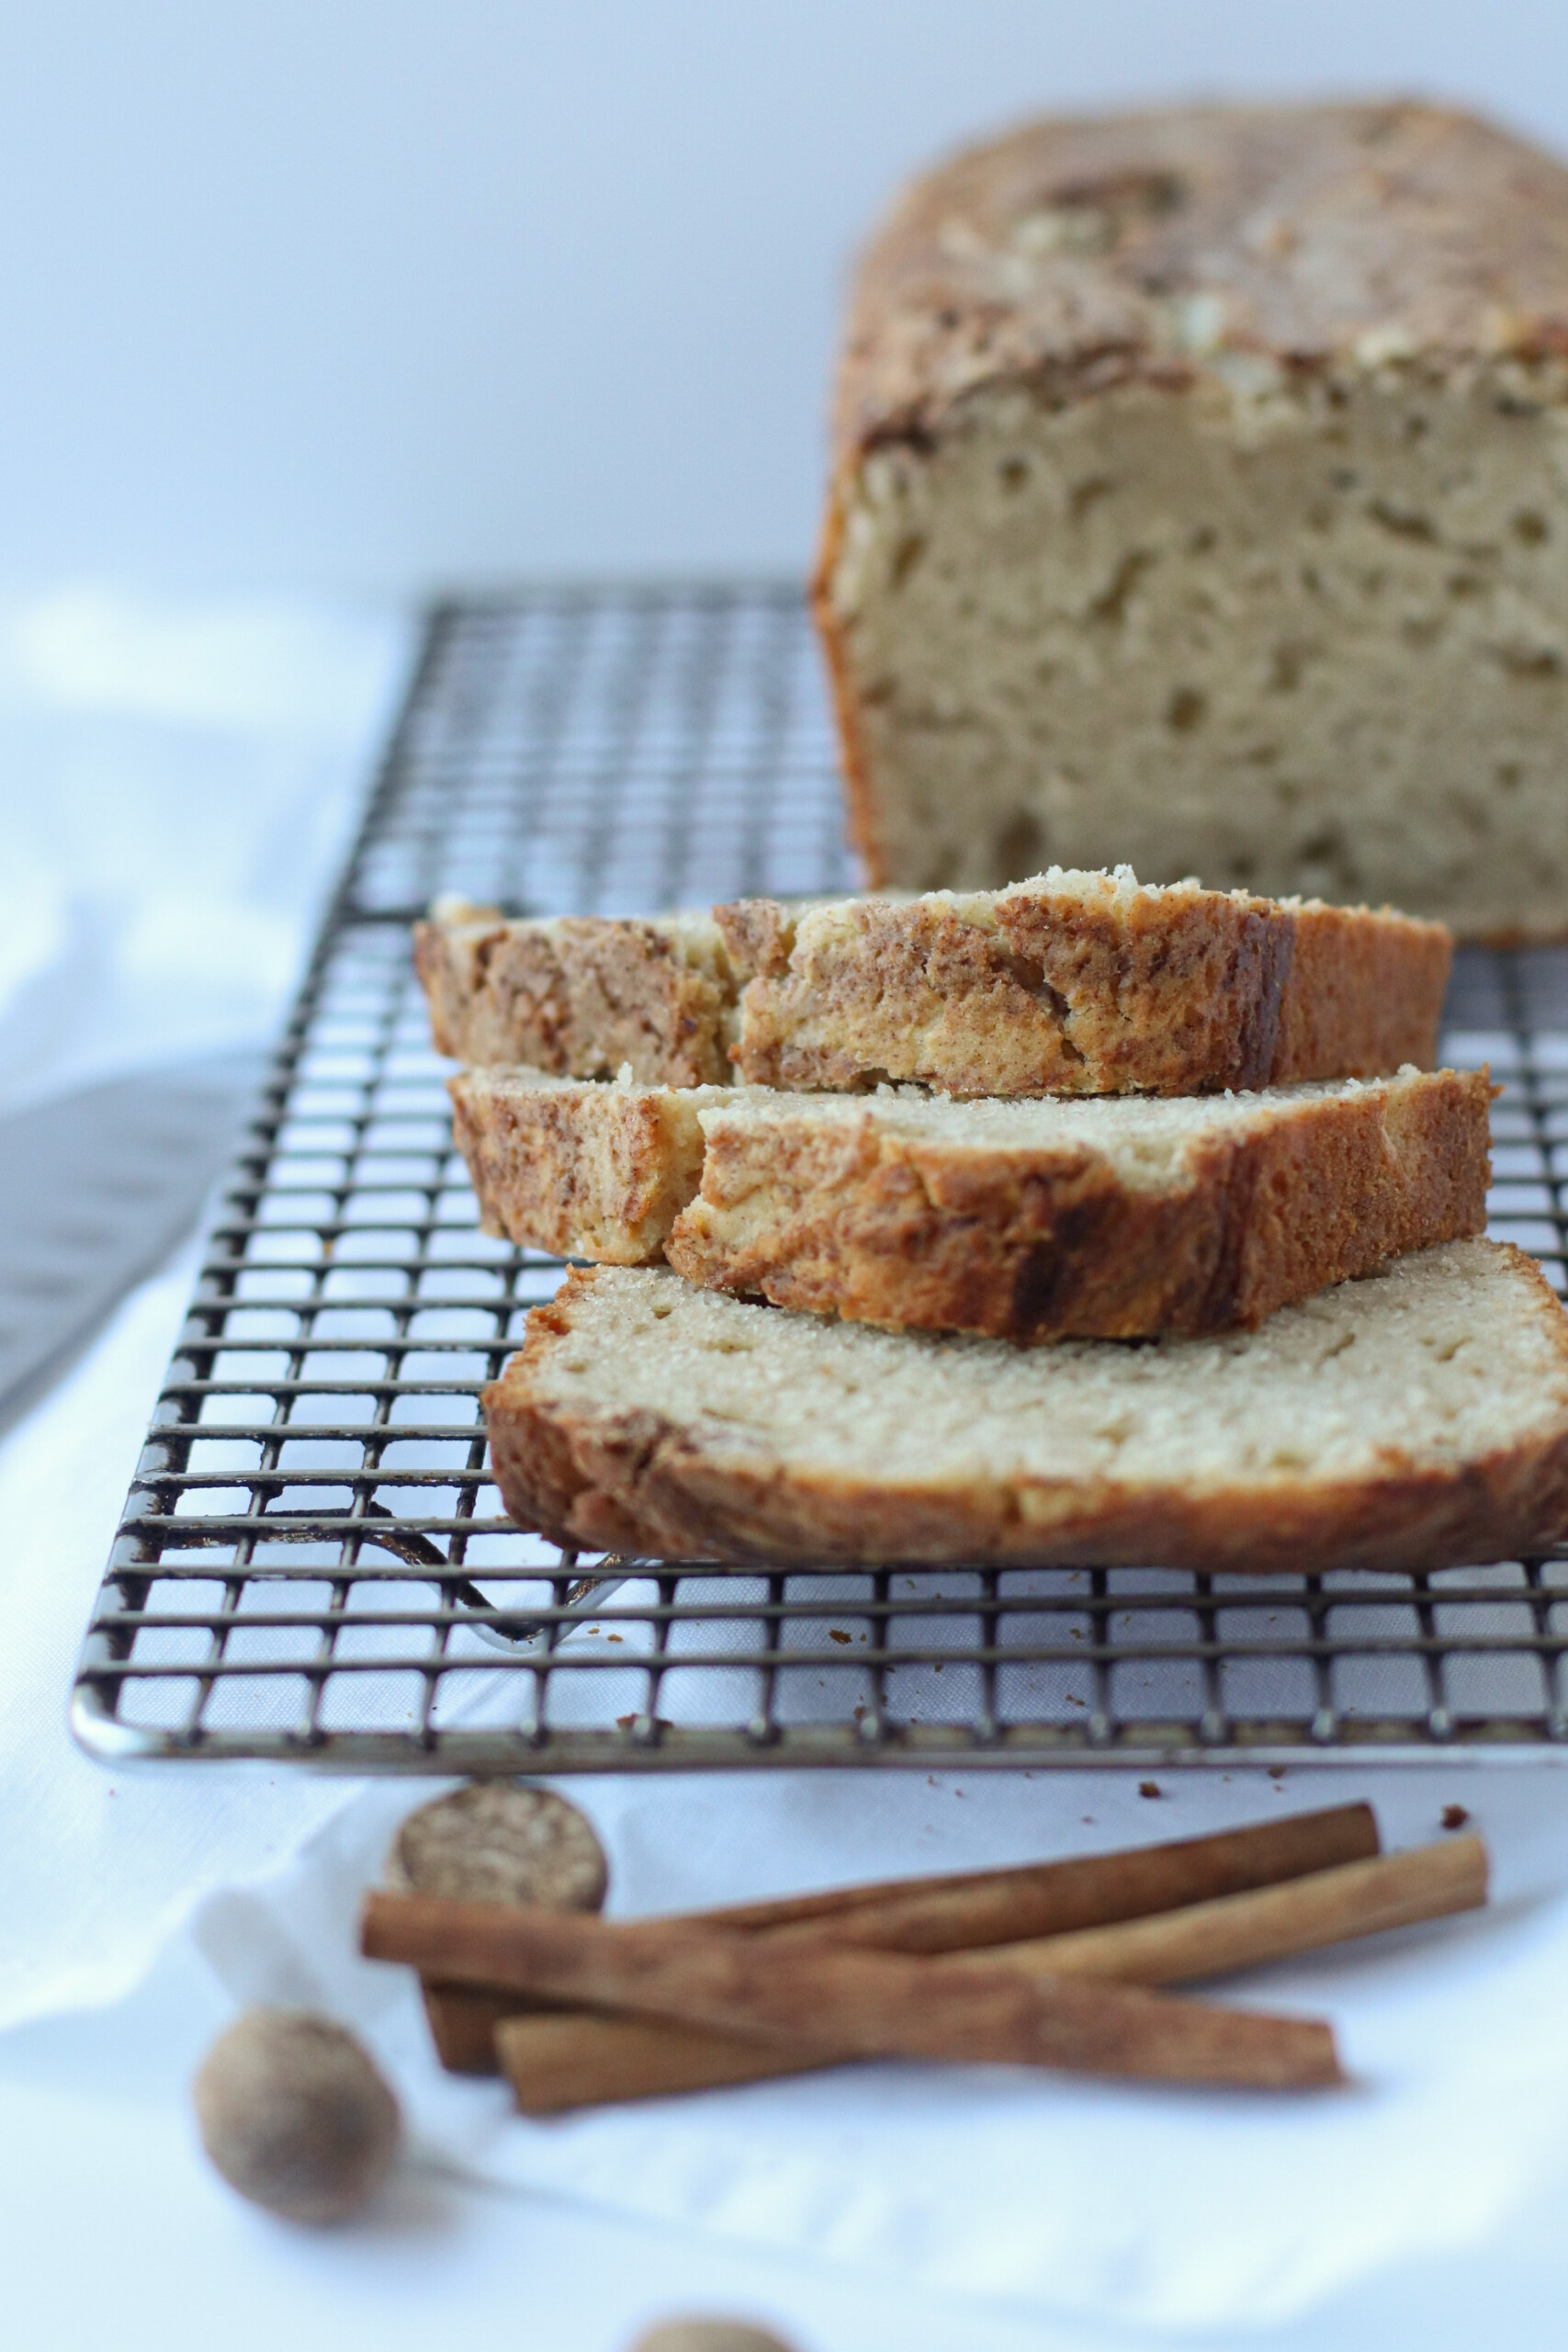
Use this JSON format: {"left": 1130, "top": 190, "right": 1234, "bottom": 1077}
{"left": 4, "top": 593, "right": 1568, "bottom": 2352}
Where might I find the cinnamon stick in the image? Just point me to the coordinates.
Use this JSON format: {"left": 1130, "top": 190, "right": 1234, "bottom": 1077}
{"left": 491, "top": 1837, "right": 1484, "bottom": 2112}
{"left": 658, "top": 1801, "right": 1380, "bottom": 1951}
{"left": 422, "top": 1802, "right": 1376, "bottom": 2073}
{"left": 1002, "top": 1835, "right": 1488, "bottom": 1985}
{"left": 362, "top": 1892, "right": 1342, "bottom": 2090}
{"left": 498, "top": 2010, "right": 832, "bottom": 2107}
{"left": 423, "top": 1985, "right": 568, "bottom": 2075}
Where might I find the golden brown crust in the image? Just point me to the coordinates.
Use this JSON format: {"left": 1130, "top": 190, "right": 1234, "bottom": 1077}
{"left": 832, "top": 103, "right": 1568, "bottom": 468}
{"left": 731, "top": 884, "right": 1450, "bottom": 1095}
{"left": 665, "top": 1070, "right": 1492, "bottom": 1340}
{"left": 484, "top": 1255, "right": 1568, "bottom": 1574}
{"left": 412, "top": 913, "right": 733, "bottom": 1086}
{"left": 449, "top": 1071, "right": 710, "bottom": 1264}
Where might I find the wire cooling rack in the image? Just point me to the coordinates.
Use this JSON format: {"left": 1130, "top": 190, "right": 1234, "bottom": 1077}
{"left": 71, "top": 582, "right": 1568, "bottom": 1772}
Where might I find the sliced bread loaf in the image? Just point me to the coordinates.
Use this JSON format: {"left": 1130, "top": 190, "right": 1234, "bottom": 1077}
{"left": 485, "top": 1242, "right": 1568, "bottom": 1573}
{"left": 666, "top": 1066, "right": 1491, "bottom": 1338}
{"left": 453, "top": 1063, "right": 1490, "bottom": 1337}
{"left": 420, "top": 868, "right": 1450, "bottom": 1098}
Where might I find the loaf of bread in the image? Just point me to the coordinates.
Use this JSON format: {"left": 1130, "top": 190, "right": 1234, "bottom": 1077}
{"left": 815, "top": 102, "right": 1568, "bottom": 936}
{"left": 422, "top": 869, "right": 1450, "bottom": 1098}
{"left": 484, "top": 1242, "right": 1568, "bottom": 1573}
{"left": 454, "top": 1063, "right": 1490, "bottom": 1339}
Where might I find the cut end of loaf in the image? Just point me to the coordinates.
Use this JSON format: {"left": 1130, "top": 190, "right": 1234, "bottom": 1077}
{"left": 820, "top": 104, "right": 1568, "bottom": 931}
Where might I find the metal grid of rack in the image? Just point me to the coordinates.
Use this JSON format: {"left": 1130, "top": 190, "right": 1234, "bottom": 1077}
{"left": 71, "top": 582, "right": 1568, "bottom": 1772}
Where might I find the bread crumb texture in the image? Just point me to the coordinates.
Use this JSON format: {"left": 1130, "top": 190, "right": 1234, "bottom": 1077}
{"left": 818, "top": 103, "right": 1568, "bottom": 934}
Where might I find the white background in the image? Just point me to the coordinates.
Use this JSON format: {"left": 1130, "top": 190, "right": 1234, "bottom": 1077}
{"left": 0, "top": 0, "right": 1565, "bottom": 593}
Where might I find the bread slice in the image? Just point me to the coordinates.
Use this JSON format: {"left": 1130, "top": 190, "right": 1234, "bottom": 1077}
{"left": 420, "top": 868, "right": 1450, "bottom": 1098}
{"left": 816, "top": 102, "right": 1568, "bottom": 937}
{"left": 450, "top": 1067, "right": 723, "bottom": 1263}
{"left": 485, "top": 1242, "right": 1568, "bottom": 1573}
{"left": 412, "top": 898, "right": 736, "bottom": 1086}
{"left": 725, "top": 869, "right": 1450, "bottom": 1094}
{"left": 453, "top": 1062, "right": 1490, "bottom": 1336}
{"left": 665, "top": 1066, "right": 1491, "bottom": 1339}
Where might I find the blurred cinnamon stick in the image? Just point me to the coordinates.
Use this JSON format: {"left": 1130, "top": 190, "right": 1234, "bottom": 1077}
{"left": 488, "top": 1835, "right": 1483, "bottom": 2111}
{"left": 668, "top": 1801, "right": 1380, "bottom": 1952}
{"left": 1004, "top": 1834, "right": 1486, "bottom": 1984}
{"left": 496, "top": 2007, "right": 830, "bottom": 2107}
{"left": 363, "top": 1890, "right": 1343, "bottom": 2091}
{"left": 421, "top": 1801, "right": 1376, "bottom": 2073}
